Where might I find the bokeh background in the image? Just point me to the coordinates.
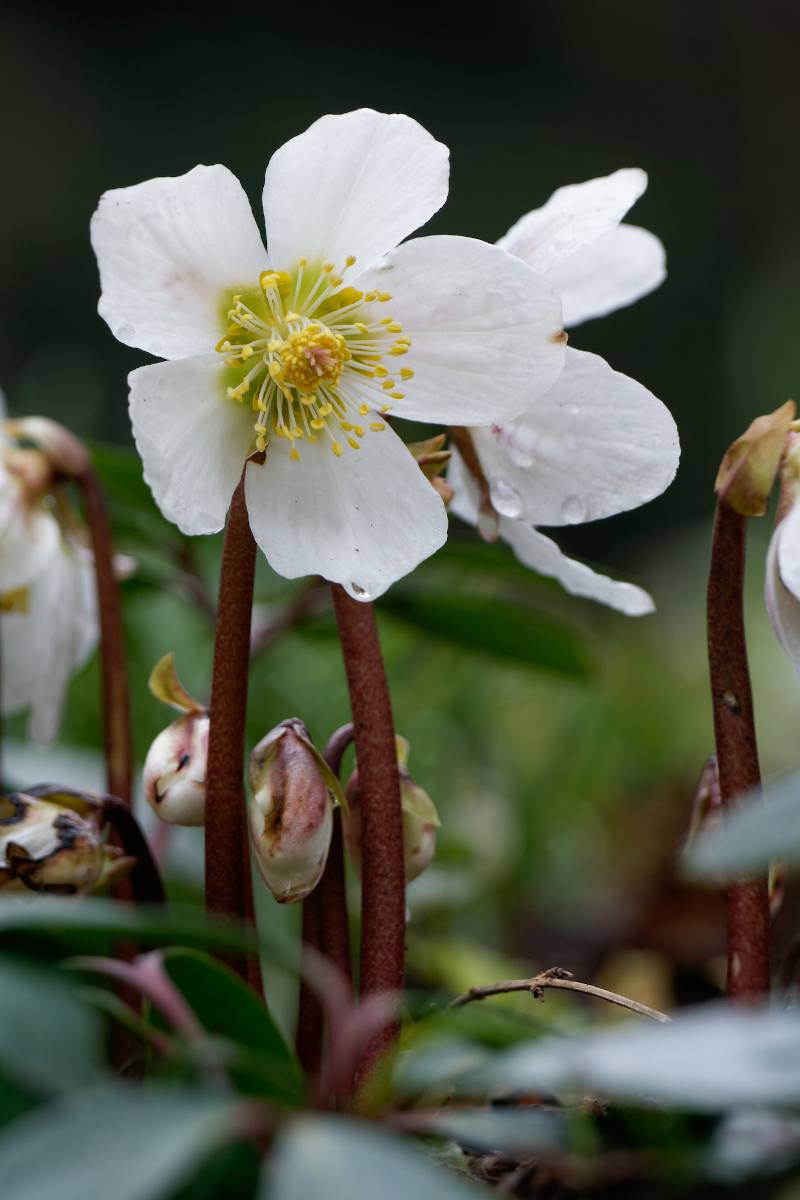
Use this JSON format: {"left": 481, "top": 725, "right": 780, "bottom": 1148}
{"left": 2, "top": 0, "right": 800, "bottom": 1021}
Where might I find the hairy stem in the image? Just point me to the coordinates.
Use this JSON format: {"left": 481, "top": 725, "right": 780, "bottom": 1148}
{"left": 204, "top": 475, "right": 256, "bottom": 982}
{"left": 77, "top": 466, "right": 133, "bottom": 807}
{"left": 331, "top": 587, "right": 404, "bottom": 1075}
{"left": 707, "top": 499, "right": 771, "bottom": 998}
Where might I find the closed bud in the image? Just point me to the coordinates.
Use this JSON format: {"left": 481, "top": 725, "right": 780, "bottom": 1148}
{"left": 715, "top": 400, "right": 795, "bottom": 517}
{"left": 143, "top": 652, "right": 208, "bottom": 826}
{"left": 343, "top": 736, "right": 440, "bottom": 884}
{"left": 0, "top": 791, "right": 110, "bottom": 894}
{"left": 143, "top": 713, "right": 209, "bottom": 826}
{"left": 248, "top": 719, "right": 343, "bottom": 903}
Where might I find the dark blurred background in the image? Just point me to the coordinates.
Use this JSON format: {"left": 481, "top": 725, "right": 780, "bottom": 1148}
{"left": 3, "top": 0, "right": 800, "bottom": 1015}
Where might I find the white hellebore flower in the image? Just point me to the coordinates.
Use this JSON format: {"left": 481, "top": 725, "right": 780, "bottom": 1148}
{"left": 449, "top": 169, "right": 680, "bottom": 616}
{"left": 91, "top": 109, "right": 566, "bottom": 601}
{"left": 0, "top": 397, "right": 97, "bottom": 743}
{"left": 766, "top": 434, "right": 800, "bottom": 674}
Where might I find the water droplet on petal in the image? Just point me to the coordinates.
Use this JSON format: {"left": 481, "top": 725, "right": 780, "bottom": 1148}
{"left": 489, "top": 477, "right": 523, "bottom": 519}
{"left": 560, "top": 494, "right": 587, "bottom": 524}
{"left": 349, "top": 582, "right": 371, "bottom": 600}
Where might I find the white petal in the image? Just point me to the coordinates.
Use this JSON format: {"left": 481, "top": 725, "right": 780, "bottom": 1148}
{"left": 547, "top": 224, "right": 666, "bottom": 327}
{"left": 446, "top": 448, "right": 479, "bottom": 525}
{"left": 2, "top": 540, "right": 98, "bottom": 743}
{"left": 497, "top": 169, "right": 647, "bottom": 274}
{"left": 472, "top": 348, "right": 679, "bottom": 527}
{"left": 502, "top": 521, "right": 654, "bottom": 616}
{"left": 244, "top": 425, "right": 447, "bottom": 600}
{"left": 768, "top": 505, "right": 800, "bottom": 675}
{"left": 357, "top": 235, "right": 565, "bottom": 426}
{"left": 129, "top": 356, "right": 253, "bottom": 536}
{"left": 263, "top": 109, "right": 449, "bottom": 275}
{"left": 0, "top": 470, "right": 60, "bottom": 593}
{"left": 92, "top": 165, "right": 269, "bottom": 359}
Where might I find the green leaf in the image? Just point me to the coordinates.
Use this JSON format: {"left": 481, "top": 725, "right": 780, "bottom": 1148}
{"left": 263, "top": 1115, "right": 483, "bottom": 1199}
{"left": 160, "top": 949, "right": 304, "bottom": 1106}
{"left": 0, "top": 897, "right": 293, "bottom": 966}
{"left": 404, "top": 1107, "right": 565, "bottom": 1155}
{"left": 378, "top": 592, "right": 591, "bottom": 677}
{"left": 683, "top": 772, "right": 800, "bottom": 878}
{"left": 0, "top": 1084, "right": 243, "bottom": 1200}
{"left": 0, "top": 956, "right": 105, "bottom": 1094}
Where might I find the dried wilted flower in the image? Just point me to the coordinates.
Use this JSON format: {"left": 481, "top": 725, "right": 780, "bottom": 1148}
{"left": 0, "top": 789, "right": 123, "bottom": 895}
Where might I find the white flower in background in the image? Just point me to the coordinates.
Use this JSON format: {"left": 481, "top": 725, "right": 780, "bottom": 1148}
{"left": 766, "top": 433, "right": 800, "bottom": 673}
{"left": 91, "top": 109, "right": 566, "bottom": 602}
{"left": 449, "top": 169, "right": 679, "bottom": 616}
{"left": 0, "top": 397, "right": 98, "bottom": 742}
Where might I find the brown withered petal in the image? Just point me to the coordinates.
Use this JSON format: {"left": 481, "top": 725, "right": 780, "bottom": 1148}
{"left": 0, "top": 792, "right": 105, "bottom": 894}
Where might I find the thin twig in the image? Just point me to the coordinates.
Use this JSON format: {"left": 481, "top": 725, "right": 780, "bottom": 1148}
{"left": 448, "top": 967, "right": 671, "bottom": 1023}
{"left": 707, "top": 499, "right": 771, "bottom": 997}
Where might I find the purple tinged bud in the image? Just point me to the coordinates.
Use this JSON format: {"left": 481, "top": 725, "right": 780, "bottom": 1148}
{"left": 143, "top": 713, "right": 209, "bottom": 827}
{"left": 247, "top": 719, "right": 336, "bottom": 904}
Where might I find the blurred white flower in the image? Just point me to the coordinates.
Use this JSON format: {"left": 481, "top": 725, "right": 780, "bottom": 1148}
{"left": 91, "top": 109, "right": 566, "bottom": 602}
{"left": 450, "top": 170, "right": 680, "bottom": 616}
{"left": 0, "top": 395, "right": 97, "bottom": 742}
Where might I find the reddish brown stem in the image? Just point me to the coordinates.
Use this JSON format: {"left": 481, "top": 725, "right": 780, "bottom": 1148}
{"left": 707, "top": 499, "right": 771, "bottom": 998}
{"left": 296, "top": 724, "right": 354, "bottom": 1078}
{"left": 77, "top": 466, "right": 133, "bottom": 808}
{"left": 331, "top": 587, "right": 404, "bottom": 1075}
{"left": 204, "top": 476, "right": 256, "bottom": 982}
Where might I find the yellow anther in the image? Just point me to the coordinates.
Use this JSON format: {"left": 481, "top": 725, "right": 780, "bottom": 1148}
{"left": 300, "top": 394, "right": 317, "bottom": 406}
{"left": 323, "top": 262, "right": 335, "bottom": 273}
{"left": 354, "top": 425, "right": 365, "bottom": 437}
{"left": 378, "top": 292, "right": 392, "bottom": 302}
{"left": 319, "top": 403, "right": 333, "bottom": 417}
{"left": 381, "top": 379, "right": 395, "bottom": 390}
{"left": 331, "top": 277, "right": 343, "bottom": 288}
{"left": 399, "top": 367, "right": 414, "bottom": 380}
{"left": 347, "top": 437, "right": 360, "bottom": 450}
{"left": 240, "top": 344, "right": 255, "bottom": 360}
{"left": 389, "top": 392, "right": 405, "bottom": 400}
{"left": 285, "top": 311, "right": 301, "bottom": 322}
{"left": 358, "top": 404, "right": 370, "bottom": 416}
{"left": 260, "top": 270, "right": 278, "bottom": 289}
{"left": 290, "top": 447, "right": 300, "bottom": 462}
{"left": 380, "top": 317, "right": 393, "bottom": 326}
{"left": 390, "top": 346, "right": 409, "bottom": 356}
{"left": 334, "top": 287, "right": 363, "bottom": 307}
{"left": 386, "top": 322, "right": 402, "bottom": 333}
{"left": 269, "top": 361, "right": 283, "bottom": 380}
{"left": 256, "top": 434, "right": 267, "bottom": 452}
{"left": 395, "top": 337, "right": 411, "bottom": 346}
{"left": 370, "top": 422, "right": 386, "bottom": 431}
{"left": 374, "top": 365, "right": 389, "bottom": 378}
{"left": 340, "top": 421, "right": 353, "bottom": 432}
{"left": 380, "top": 404, "right": 391, "bottom": 413}
{"left": 310, "top": 418, "right": 326, "bottom": 430}
{"left": 292, "top": 427, "right": 303, "bottom": 438}
{"left": 298, "top": 257, "right": 307, "bottom": 267}
{"left": 332, "top": 441, "right": 343, "bottom": 457}
{"left": 308, "top": 434, "right": 318, "bottom": 444}
{"left": 355, "top": 322, "right": 369, "bottom": 335}
{"left": 364, "top": 291, "right": 378, "bottom": 302}
{"left": 345, "top": 255, "right": 357, "bottom": 268}
{"left": 268, "top": 339, "right": 282, "bottom": 351}
{"left": 215, "top": 336, "right": 232, "bottom": 353}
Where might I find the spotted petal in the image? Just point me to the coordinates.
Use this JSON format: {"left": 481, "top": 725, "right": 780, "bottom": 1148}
{"left": 767, "top": 503, "right": 800, "bottom": 675}
{"left": 356, "top": 235, "right": 565, "bottom": 426}
{"left": 244, "top": 424, "right": 447, "bottom": 600}
{"left": 2, "top": 540, "right": 97, "bottom": 743}
{"left": 472, "top": 348, "right": 679, "bottom": 527}
{"left": 92, "top": 165, "right": 269, "bottom": 360}
{"left": 497, "top": 169, "right": 647, "bottom": 275}
{"left": 129, "top": 356, "right": 254, "bottom": 536}
{"left": 546, "top": 224, "right": 666, "bottom": 327}
{"left": 263, "top": 109, "right": 449, "bottom": 276}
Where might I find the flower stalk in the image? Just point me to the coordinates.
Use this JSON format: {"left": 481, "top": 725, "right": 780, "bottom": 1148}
{"left": 204, "top": 472, "right": 257, "bottom": 982}
{"left": 707, "top": 498, "right": 771, "bottom": 997}
{"left": 331, "top": 587, "right": 404, "bottom": 1075}
{"left": 76, "top": 463, "right": 133, "bottom": 807}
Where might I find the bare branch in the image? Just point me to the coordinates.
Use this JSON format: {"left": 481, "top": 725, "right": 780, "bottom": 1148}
{"left": 448, "top": 966, "right": 671, "bottom": 1024}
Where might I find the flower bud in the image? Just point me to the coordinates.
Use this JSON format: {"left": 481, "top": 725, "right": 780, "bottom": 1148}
{"left": 343, "top": 736, "right": 440, "bottom": 884}
{"left": 143, "top": 652, "right": 209, "bottom": 826}
{"left": 143, "top": 712, "right": 209, "bottom": 826}
{"left": 714, "top": 400, "right": 795, "bottom": 517}
{"left": 248, "top": 719, "right": 340, "bottom": 903}
{"left": 4, "top": 417, "right": 91, "bottom": 479}
{"left": 0, "top": 791, "right": 107, "bottom": 894}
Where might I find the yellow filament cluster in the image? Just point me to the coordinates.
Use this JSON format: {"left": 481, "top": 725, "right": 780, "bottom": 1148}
{"left": 215, "top": 255, "right": 412, "bottom": 461}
